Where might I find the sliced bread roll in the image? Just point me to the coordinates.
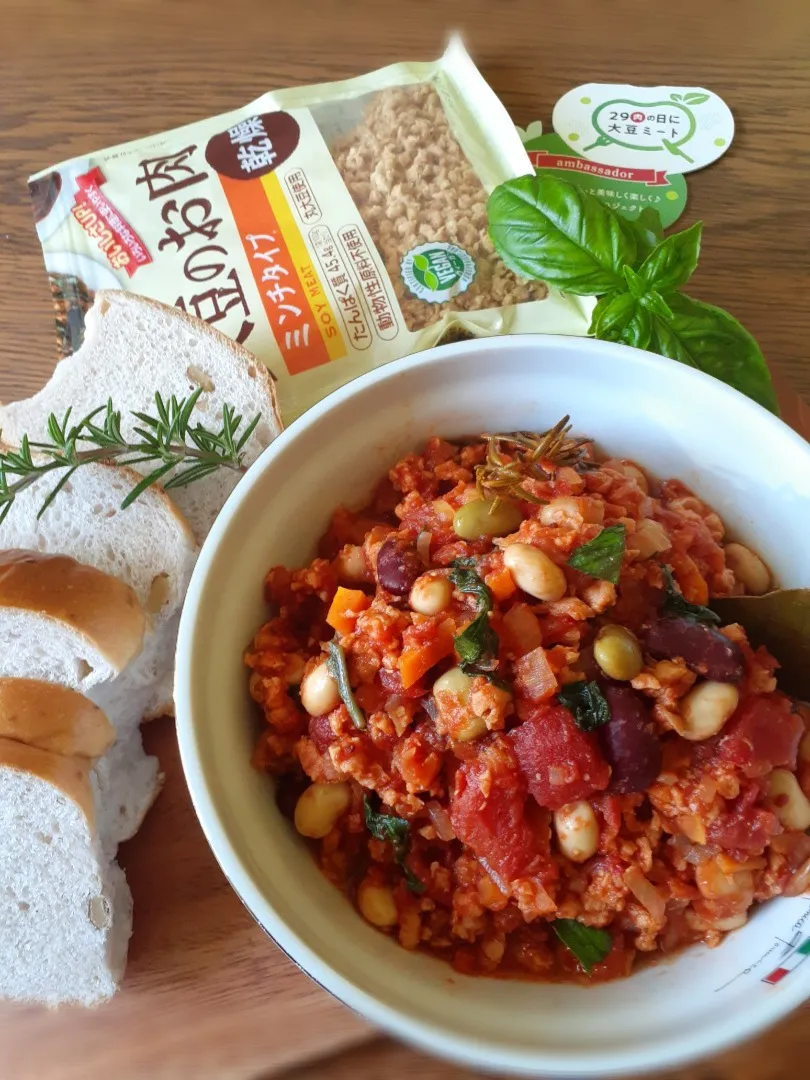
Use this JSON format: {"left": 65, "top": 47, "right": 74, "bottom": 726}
{"left": 0, "top": 677, "right": 114, "bottom": 757}
{"left": 0, "top": 550, "right": 146, "bottom": 692}
{"left": 0, "top": 290, "right": 282, "bottom": 542}
{"left": 0, "top": 738, "right": 132, "bottom": 1005}
{"left": 0, "top": 460, "right": 199, "bottom": 716}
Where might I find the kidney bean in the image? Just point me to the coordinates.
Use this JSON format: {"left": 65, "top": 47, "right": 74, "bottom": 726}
{"left": 644, "top": 616, "right": 745, "bottom": 683}
{"left": 376, "top": 536, "right": 423, "bottom": 597}
{"left": 599, "top": 684, "right": 662, "bottom": 794}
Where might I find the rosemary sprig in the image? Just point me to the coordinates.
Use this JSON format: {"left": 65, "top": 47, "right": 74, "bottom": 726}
{"left": 0, "top": 389, "right": 261, "bottom": 524}
{"left": 475, "top": 416, "right": 594, "bottom": 506}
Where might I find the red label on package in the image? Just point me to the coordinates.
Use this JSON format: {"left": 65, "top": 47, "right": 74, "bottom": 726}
{"left": 71, "top": 168, "right": 152, "bottom": 276}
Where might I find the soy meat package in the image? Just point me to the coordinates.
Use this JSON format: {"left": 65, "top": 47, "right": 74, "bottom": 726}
{"left": 30, "top": 38, "right": 591, "bottom": 423}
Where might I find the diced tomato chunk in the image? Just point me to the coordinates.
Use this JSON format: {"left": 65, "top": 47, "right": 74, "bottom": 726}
{"left": 716, "top": 694, "right": 803, "bottom": 778}
{"left": 510, "top": 704, "right": 611, "bottom": 810}
{"left": 450, "top": 737, "right": 547, "bottom": 882}
{"left": 706, "top": 784, "right": 780, "bottom": 855}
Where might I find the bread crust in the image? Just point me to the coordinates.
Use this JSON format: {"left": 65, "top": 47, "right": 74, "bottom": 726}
{"left": 0, "top": 550, "right": 146, "bottom": 673}
{"left": 0, "top": 678, "right": 114, "bottom": 758}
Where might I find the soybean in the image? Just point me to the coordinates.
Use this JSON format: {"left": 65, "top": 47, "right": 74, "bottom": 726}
{"left": 453, "top": 498, "right": 522, "bottom": 540}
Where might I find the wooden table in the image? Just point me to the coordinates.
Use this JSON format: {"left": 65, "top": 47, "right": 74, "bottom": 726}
{"left": 1, "top": 2, "right": 808, "bottom": 1077}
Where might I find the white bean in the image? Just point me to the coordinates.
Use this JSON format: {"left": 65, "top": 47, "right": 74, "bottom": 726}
{"left": 695, "top": 859, "right": 753, "bottom": 901}
{"left": 503, "top": 544, "right": 566, "bottom": 602}
{"left": 724, "top": 542, "right": 771, "bottom": 595}
{"left": 553, "top": 800, "right": 599, "bottom": 862}
{"left": 300, "top": 661, "right": 341, "bottom": 717}
{"left": 410, "top": 573, "right": 452, "bottom": 615}
{"left": 539, "top": 496, "right": 582, "bottom": 527}
{"left": 767, "top": 769, "right": 810, "bottom": 831}
{"left": 678, "top": 682, "right": 739, "bottom": 741}
{"left": 294, "top": 782, "right": 351, "bottom": 839}
{"left": 357, "top": 879, "right": 398, "bottom": 927}
{"left": 799, "top": 728, "right": 810, "bottom": 764}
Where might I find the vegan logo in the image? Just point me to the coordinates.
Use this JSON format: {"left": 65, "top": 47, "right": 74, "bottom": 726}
{"left": 401, "top": 242, "right": 475, "bottom": 304}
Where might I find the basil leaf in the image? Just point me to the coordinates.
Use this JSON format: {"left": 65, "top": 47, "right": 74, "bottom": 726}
{"left": 557, "top": 680, "right": 611, "bottom": 732}
{"left": 364, "top": 796, "right": 409, "bottom": 850}
{"left": 567, "top": 524, "right": 626, "bottom": 584}
{"left": 364, "top": 796, "right": 425, "bottom": 893}
{"left": 637, "top": 221, "right": 703, "bottom": 292}
{"left": 589, "top": 292, "right": 636, "bottom": 339}
{"left": 623, "top": 264, "right": 647, "bottom": 300}
{"left": 487, "top": 174, "right": 636, "bottom": 295}
{"left": 450, "top": 560, "right": 498, "bottom": 667}
{"left": 455, "top": 612, "right": 499, "bottom": 667}
{"left": 624, "top": 207, "right": 664, "bottom": 264}
{"left": 619, "top": 305, "right": 653, "bottom": 350}
{"left": 553, "top": 919, "right": 613, "bottom": 974}
{"left": 649, "top": 293, "right": 778, "bottom": 415}
{"left": 326, "top": 640, "right": 367, "bottom": 730}
{"left": 640, "top": 289, "right": 674, "bottom": 321}
{"left": 660, "top": 565, "right": 721, "bottom": 625}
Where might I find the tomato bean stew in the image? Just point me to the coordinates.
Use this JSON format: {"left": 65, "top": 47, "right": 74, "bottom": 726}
{"left": 245, "top": 422, "right": 810, "bottom": 982}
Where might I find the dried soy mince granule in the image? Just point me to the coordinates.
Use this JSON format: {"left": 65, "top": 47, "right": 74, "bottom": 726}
{"left": 331, "top": 84, "right": 548, "bottom": 332}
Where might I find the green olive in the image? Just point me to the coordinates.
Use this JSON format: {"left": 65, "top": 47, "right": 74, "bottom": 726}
{"left": 593, "top": 624, "right": 643, "bottom": 681}
{"left": 452, "top": 498, "right": 522, "bottom": 540}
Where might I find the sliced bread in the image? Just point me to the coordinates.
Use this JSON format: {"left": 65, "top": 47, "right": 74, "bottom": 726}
{"left": 0, "top": 461, "right": 199, "bottom": 715}
{"left": 0, "top": 677, "right": 114, "bottom": 758}
{"left": 0, "top": 290, "right": 282, "bottom": 542}
{"left": 0, "top": 738, "right": 132, "bottom": 1005}
{"left": 0, "top": 550, "right": 146, "bottom": 692}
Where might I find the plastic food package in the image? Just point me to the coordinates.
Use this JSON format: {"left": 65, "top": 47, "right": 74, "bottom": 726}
{"left": 28, "top": 39, "right": 592, "bottom": 423}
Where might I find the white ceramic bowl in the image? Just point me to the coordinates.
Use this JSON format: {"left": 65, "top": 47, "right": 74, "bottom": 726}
{"left": 175, "top": 335, "right": 810, "bottom": 1077}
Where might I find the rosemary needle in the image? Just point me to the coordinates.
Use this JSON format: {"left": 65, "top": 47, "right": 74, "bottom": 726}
{"left": 0, "top": 388, "right": 261, "bottom": 524}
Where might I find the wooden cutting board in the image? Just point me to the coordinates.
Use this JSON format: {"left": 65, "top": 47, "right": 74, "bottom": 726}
{"left": 1, "top": 3, "right": 809, "bottom": 1078}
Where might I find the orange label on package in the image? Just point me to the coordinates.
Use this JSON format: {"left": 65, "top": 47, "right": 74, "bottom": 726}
{"left": 220, "top": 170, "right": 344, "bottom": 375}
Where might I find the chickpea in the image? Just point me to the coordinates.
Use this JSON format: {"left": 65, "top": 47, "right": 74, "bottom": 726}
{"left": 433, "top": 666, "right": 473, "bottom": 699}
{"left": 410, "top": 573, "right": 452, "bottom": 616}
{"left": 294, "top": 782, "right": 351, "bottom": 839}
{"left": 453, "top": 714, "right": 489, "bottom": 743}
{"left": 502, "top": 544, "right": 566, "bottom": 602}
{"left": 300, "top": 661, "right": 341, "bottom": 717}
{"left": 357, "top": 878, "right": 398, "bottom": 928}
{"left": 628, "top": 519, "right": 671, "bottom": 560}
{"left": 724, "top": 542, "right": 771, "bottom": 595}
{"left": 767, "top": 769, "right": 810, "bottom": 831}
{"left": 593, "top": 624, "right": 643, "bottom": 681}
{"left": 677, "top": 681, "right": 739, "bottom": 741}
{"left": 335, "top": 544, "right": 367, "bottom": 582}
{"left": 553, "top": 801, "right": 599, "bottom": 862}
{"left": 452, "top": 497, "right": 522, "bottom": 540}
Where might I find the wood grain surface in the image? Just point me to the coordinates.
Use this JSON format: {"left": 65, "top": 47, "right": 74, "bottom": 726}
{"left": 0, "top": 2, "right": 808, "bottom": 1078}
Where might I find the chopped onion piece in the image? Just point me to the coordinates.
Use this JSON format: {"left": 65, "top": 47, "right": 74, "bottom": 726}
{"left": 785, "top": 857, "right": 810, "bottom": 898}
{"left": 426, "top": 801, "right": 456, "bottom": 842}
{"left": 514, "top": 646, "right": 557, "bottom": 702}
{"left": 416, "top": 530, "right": 432, "bottom": 566}
{"left": 624, "top": 865, "right": 666, "bottom": 922}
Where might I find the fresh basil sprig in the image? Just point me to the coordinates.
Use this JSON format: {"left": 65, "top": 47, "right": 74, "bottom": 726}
{"left": 363, "top": 796, "right": 425, "bottom": 894}
{"left": 552, "top": 919, "right": 613, "bottom": 974}
{"left": 487, "top": 175, "right": 778, "bottom": 414}
{"left": 660, "top": 565, "right": 721, "bottom": 625}
{"left": 557, "top": 680, "right": 611, "bottom": 732}
{"left": 567, "top": 524, "right": 626, "bottom": 584}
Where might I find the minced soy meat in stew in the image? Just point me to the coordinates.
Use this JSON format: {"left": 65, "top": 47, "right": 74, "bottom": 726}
{"left": 245, "top": 423, "right": 810, "bottom": 982}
